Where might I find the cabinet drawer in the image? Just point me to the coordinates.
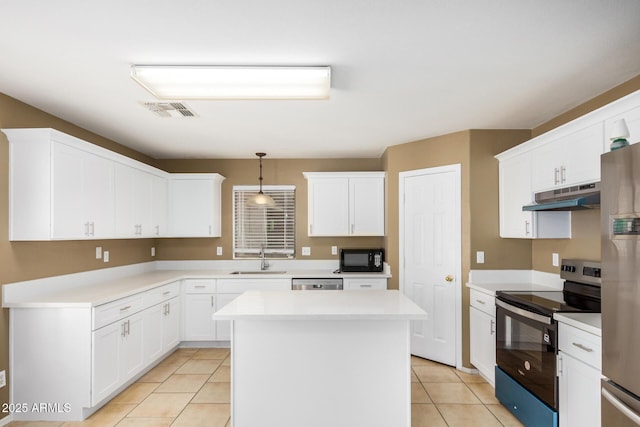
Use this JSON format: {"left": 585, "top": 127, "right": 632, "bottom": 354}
{"left": 470, "top": 289, "right": 495, "bottom": 316}
{"left": 93, "top": 293, "right": 145, "bottom": 330}
{"left": 144, "top": 281, "right": 181, "bottom": 307}
{"left": 558, "top": 323, "right": 601, "bottom": 369}
{"left": 343, "top": 278, "right": 387, "bottom": 290}
{"left": 217, "top": 278, "right": 290, "bottom": 293}
{"left": 183, "top": 279, "right": 216, "bottom": 293}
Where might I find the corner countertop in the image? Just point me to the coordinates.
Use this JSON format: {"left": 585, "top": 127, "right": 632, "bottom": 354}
{"left": 554, "top": 313, "right": 602, "bottom": 336}
{"left": 2, "top": 264, "right": 391, "bottom": 309}
{"left": 213, "top": 290, "right": 427, "bottom": 320}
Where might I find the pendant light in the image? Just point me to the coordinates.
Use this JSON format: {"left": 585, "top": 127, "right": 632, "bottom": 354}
{"left": 247, "top": 153, "right": 276, "bottom": 207}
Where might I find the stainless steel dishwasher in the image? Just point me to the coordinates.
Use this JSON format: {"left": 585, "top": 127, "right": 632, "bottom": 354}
{"left": 291, "top": 278, "right": 343, "bottom": 290}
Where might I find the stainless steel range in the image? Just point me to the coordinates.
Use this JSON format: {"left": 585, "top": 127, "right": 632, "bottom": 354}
{"left": 494, "top": 259, "right": 601, "bottom": 426}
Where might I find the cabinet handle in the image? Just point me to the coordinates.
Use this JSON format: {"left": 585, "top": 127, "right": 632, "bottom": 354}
{"left": 560, "top": 166, "right": 566, "bottom": 183}
{"left": 90, "top": 222, "right": 95, "bottom": 236}
{"left": 155, "top": 225, "right": 160, "bottom": 236}
{"left": 360, "top": 284, "right": 372, "bottom": 288}
{"left": 167, "top": 303, "right": 170, "bottom": 315}
{"left": 572, "top": 342, "right": 594, "bottom": 353}
{"left": 211, "top": 296, "right": 214, "bottom": 307}
{"left": 490, "top": 319, "right": 495, "bottom": 335}
{"left": 351, "top": 224, "right": 355, "bottom": 234}
{"left": 121, "top": 322, "right": 127, "bottom": 337}
{"left": 126, "top": 320, "right": 130, "bottom": 336}
{"left": 84, "top": 222, "right": 90, "bottom": 236}
{"left": 209, "top": 225, "right": 212, "bottom": 235}
{"left": 163, "top": 291, "right": 171, "bottom": 295}
{"left": 554, "top": 167, "right": 560, "bottom": 185}
{"left": 309, "top": 224, "right": 313, "bottom": 235}
{"left": 475, "top": 299, "right": 486, "bottom": 305}
{"left": 557, "top": 354, "right": 563, "bottom": 376}
{"left": 194, "top": 285, "right": 206, "bottom": 289}
{"left": 119, "top": 305, "right": 132, "bottom": 312}
{"left": 525, "top": 220, "right": 530, "bottom": 235}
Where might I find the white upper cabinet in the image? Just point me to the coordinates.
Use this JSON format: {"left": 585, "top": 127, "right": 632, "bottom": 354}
{"left": 531, "top": 123, "right": 604, "bottom": 192}
{"left": 4, "top": 128, "right": 210, "bottom": 241}
{"left": 168, "top": 174, "right": 225, "bottom": 237}
{"left": 303, "top": 171, "right": 385, "bottom": 237}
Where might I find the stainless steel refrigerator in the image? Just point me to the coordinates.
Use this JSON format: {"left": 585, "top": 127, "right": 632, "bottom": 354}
{"left": 601, "top": 142, "right": 640, "bottom": 426}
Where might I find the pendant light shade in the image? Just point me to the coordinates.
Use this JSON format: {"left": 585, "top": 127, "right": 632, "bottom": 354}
{"left": 247, "top": 153, "right": 276, "bottom": 207}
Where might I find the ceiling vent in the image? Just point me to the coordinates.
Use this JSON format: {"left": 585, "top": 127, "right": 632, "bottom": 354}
{"left": 141, "top": 102, "right": 197, "bottom": 118}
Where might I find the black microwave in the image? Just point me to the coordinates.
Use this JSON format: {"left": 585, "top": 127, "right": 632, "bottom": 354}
{"left": 340, "top": 248, "right": 384, "bottom": 272}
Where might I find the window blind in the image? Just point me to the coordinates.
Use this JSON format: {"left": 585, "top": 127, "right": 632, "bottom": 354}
{"left": 233, "top": 185, "right": 295, "bottom": 258}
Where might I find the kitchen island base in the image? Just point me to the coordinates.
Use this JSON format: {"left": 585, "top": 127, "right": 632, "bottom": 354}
{"left": 215, "top": 290, "right": 427, "bottom": 427}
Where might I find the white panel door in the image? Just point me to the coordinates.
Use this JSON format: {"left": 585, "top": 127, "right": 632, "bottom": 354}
{"left": 400, "top": 165, "right": 461, "bottom": 366}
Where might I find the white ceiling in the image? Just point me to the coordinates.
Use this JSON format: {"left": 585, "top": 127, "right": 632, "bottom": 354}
{"left": 1, "top": 1, "right": 639, "bottom": 159}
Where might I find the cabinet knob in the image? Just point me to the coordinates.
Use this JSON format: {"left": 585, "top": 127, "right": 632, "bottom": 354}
{"left": 445, "top": 275, "right": 454, "bottom": 282}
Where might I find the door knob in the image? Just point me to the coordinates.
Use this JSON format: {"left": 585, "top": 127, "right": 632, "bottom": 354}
{"left": 445, "top": 275, "right": 454, "bottom": 282}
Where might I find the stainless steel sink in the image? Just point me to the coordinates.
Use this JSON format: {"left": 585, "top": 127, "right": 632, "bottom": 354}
{"left": 230, "top": 270, "right": 287, "bottom": 275}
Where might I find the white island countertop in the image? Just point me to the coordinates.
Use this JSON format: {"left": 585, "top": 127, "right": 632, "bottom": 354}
{"left": 214, "top": 289, "right": 427, "bottom": 320}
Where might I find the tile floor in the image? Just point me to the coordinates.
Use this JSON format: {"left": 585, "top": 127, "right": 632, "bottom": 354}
{"left": 7, "top": 348, "right": 524, "bottom": 427}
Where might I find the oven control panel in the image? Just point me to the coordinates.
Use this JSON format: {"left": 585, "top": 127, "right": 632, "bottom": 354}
{"left": 560, "top": 259, "right": 601, "bottom": 286}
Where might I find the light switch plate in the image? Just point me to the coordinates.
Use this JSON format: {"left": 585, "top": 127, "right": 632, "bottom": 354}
{"left": 216, "top": 246, "right": 223, "bottom": 256}
{"left": 0, "top": 370, "right": 5, "bottom": 388}
{"left": 96, "top": 246, "right": 102, "bottom": 260}
{"left": 151, "top": 247, "right": 156, "bottom": 257}
{"left": 302, "top": 247, "right": 311, "bottom": 256}
{"left": 552, "top": 253, "right": 559, "bottom": 267}
{"left": 103, "top": 251, "right": 110, "bottom": 263}
{"left": 331, "top": 246, "right": 338, "bottom": 255}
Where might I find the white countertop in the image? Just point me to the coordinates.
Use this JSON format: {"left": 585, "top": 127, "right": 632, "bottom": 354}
{"left": 2, "top": 264, "right": 391, "bottom": 308}
{"left": 213, "top": 290, "right": 427, "bottom": 320}
{"left": 554, "top": 312, "right": 602, "bottom": 336}
{"left": 466, "top": 281, "right": 560, "bottom": 296}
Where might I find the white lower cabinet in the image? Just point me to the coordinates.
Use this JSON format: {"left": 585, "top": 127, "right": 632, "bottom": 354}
{"left": 142, "top": 296, "right": 181, "bottom": 364}
{"left": 183, "top": 279, "right": 217, "bottom": 341}
{"left": 469, "top": 289, "right": 496, "bottom": 385}
{"left": 557, "top": 321, "right": 601, "bottom": 427}
{"left": 92, "top": 310, "right": 144, "bottom": 406}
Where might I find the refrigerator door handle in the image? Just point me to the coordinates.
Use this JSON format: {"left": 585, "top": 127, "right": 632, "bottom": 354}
{"left": 602, "top": 388, "right": 640, "bottom": 426}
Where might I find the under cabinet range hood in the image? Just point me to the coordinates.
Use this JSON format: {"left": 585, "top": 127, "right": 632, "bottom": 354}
{"left": 523, "top": 182, "right": 600, "bottom": 211}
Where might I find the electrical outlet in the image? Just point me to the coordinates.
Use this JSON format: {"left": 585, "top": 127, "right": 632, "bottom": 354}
{"left": 331, "top": 246, "right": 338, "bottom": 255}
{"left": 151, "top": 247, "right": 156, "bottom": 257}
{"left": 552, "top": 253, "right": 559, "bottom": 267}
{"left": 96, "top": 246, "right": 102, "bottom": 260}
{"left": 476, "top": 251, "right": 485, "bottom": 264}
{"left": 103, "top": 251, "right": 110, "bottom": 263}
{"left": 0, "top": 370, "right": 6, "bottom": 388}
{"left": 302, "top": 247, "right": 311, "bottom": 256}
{"left": 217, "top": 246, "right": 223, "bottom": 256}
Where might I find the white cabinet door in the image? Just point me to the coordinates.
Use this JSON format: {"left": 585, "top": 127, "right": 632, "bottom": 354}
{"left": 52, "top": 143, "right": 115, "bottom": 239}
{"left": 151, "top": 174, "right": 168, "bottom": 237}
{"left": 168, "top": 174, "right": 224, "bottom": 237}
{"left": 120, "top": 312, "right": 145, "bottom": 380}
{"left": 498, "top": 153, "right": 534, "bottom": 238}
{"left": 558, "top": 352, "right": 601, "bottom": 427}
{"left": 115, "top": 165, "right": 154, "bottom": 238}
{"left": 469, "top": 306, "right": 496, "bottom": 386}
{"left": 350, "top": 177, "right": 385, "bottom": 235}
{"left": 307, "top": 177, "right": 349, "bottom": 236}
{"left": 215, "top": 293, "right": 241, "bottom": 341}
{"left": 163, "top": 297, "right": 181, "bottom": 351}
{"left": 91, "top": 321, "right": 121, "bottom": 405}
{"left": 183, "top": 294, "right": 217, "bottom": 341}
{"left": 142, "top": 303, "right": 164, "bottom": 364}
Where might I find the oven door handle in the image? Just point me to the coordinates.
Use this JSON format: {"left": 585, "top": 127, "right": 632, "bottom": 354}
{"left": 496, "top": 299, "right": 552, "bottom": 325}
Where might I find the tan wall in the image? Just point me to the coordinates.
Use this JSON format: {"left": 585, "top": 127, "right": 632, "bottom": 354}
{"left": 383, "top": 129, "right": 529, "bottom": 368}
{"left": 0, "top": 93, "right": 162, "bottom": 420}
{"left": 154, "top": 158, "right": 385, "bottom": 261}
{"left": 531, "top": 75, "right": 640, "bottom": 272}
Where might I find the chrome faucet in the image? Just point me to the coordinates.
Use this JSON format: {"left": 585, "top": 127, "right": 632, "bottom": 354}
{"left": 260, "top": 246, "right": 270, "bottom": 271}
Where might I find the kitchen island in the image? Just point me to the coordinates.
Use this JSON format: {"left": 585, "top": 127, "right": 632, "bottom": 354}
{"left": 214, "top": 289, "right": 426, "bottom": 427}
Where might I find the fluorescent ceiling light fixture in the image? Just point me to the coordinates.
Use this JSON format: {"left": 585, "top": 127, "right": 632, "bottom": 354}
{"left": 131, "top": 65, "right": 331, "bottom": 100}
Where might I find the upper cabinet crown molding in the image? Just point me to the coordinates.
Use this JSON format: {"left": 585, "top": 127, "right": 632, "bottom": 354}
{"left": 303, "top": 171, "right": 385, "bottom": 237}
{"left": 3, "top": 128, "right": 224, "bottom": 241}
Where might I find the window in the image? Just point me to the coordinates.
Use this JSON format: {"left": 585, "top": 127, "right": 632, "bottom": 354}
{"left": 233, "top": 185, "right": 295, "bottom": 258}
